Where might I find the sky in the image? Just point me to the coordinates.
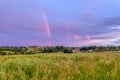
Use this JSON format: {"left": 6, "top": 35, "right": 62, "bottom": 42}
{"left": 0, "top": 0, "right": 120, "bottom": 47}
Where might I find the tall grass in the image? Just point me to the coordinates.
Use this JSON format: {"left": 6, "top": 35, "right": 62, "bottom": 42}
{"left": 0, "top": 52, "right": 120, "bottom": 80}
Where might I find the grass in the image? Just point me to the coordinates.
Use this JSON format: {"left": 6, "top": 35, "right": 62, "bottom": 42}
{"left": 0, "top": 52, "right": 120, "bottom": 80}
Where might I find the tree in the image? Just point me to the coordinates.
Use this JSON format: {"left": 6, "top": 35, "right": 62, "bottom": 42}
{"left": 64, "top": 48, "right": 73, "bottom": 53}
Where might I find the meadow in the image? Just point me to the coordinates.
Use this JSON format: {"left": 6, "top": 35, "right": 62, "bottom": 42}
{"left": 0, "top": 52, "right": 120, "bottom": 80}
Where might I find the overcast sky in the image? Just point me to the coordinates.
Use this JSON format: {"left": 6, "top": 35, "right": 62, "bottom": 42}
{"left": 0, "top": 0, "right": 120, "bottom": 46}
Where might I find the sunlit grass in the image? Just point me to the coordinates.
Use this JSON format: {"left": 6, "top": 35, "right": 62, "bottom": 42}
{"left": 0, "top": 52, "right": 120, "bottom": 80}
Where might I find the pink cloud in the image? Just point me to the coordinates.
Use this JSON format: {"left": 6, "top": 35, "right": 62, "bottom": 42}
{"left": 74, "top": 35, "right": 80, "bottom": 40}
{"left": 86, "top": 34, "right": 91, "bottom": 40}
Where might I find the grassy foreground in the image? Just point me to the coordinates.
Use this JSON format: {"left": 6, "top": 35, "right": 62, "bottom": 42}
{"left": 0, "top": 52, "right": 120, "bottom": 80}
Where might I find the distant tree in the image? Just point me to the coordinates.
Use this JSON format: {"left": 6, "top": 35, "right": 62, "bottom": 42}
{"left": 64, "top": 48, "right": 73, "bottom": 53}
{"left": 42, "top": 47, "right": 57, "bottom": 53}
{"left": 80, "top": 47, "right": 89, "bottom": 51}
{"left": 56, "top": 46, "right": 65, "bottom": 52}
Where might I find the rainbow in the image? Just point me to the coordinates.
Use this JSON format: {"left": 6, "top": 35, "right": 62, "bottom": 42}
{"left": 40, "top": 7, "right": 51, "bottom": 39}
{"left": 40, "top": 6, "right": 53, "bottom": 46}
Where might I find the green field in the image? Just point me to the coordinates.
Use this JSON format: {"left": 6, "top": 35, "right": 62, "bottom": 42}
{"left": 0, "top": 52, "right": 120, "bottom": 80}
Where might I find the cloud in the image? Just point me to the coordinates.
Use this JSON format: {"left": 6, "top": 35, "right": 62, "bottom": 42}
{"left": 73, "top": 35, "right": 80, "bottom": 40}
{"left": 109, "top": 25, "right": 120, "bottom": 30}
{"left": 66, "top": 16, "right": 120, "bottom": 46}
{"left": 103, "top": 17, "right": 120, "bottom": 26}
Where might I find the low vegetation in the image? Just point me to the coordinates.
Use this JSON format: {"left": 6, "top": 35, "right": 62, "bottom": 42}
{"left": 0, "top": 52, "right": 120, "bottom": 80}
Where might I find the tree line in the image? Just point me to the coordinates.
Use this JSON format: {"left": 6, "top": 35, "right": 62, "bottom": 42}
{"left": 0, "top": 46, "right": 73, "bottom": 55}
{"left": 0, "top": 46, "right": 120, "bottom": 55}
